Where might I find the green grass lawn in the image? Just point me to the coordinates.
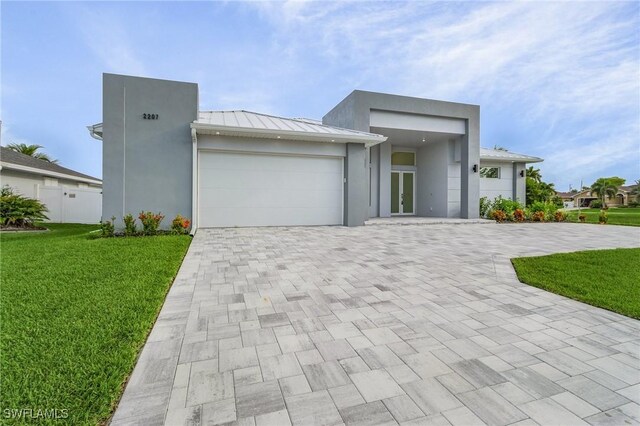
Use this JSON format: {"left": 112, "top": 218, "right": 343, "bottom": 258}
{"left": 512, "top": 248, "right": 640, "bottom": 319}
{"left": 565, "top": 207, "right": 640, "bottom": 226}
{"left": 0, "top": 224, "right": 191, "bottom": 425}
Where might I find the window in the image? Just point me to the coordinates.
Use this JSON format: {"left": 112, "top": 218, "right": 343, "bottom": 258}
{"left": 391, "top": 152, "right": 415, "bottom": 166}
{"left": 480, "top": 166, "right": 500, "bottom": 178}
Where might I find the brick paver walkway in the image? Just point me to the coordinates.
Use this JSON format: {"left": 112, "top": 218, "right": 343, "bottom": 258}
{"left": 112, "top": 223, "right": 640, "bottom": 425}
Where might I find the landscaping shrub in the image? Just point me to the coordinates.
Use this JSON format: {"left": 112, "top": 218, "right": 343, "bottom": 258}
{"left": 123, "top": 214, "right": 137, "bottom": 236}
{"left": 138, "top": 211, "right": 164, "bottom": 235}
{"left": 0, "top": 187, "right": 49, "bottom": 227}
{"left": 532, "top": 211, "right": 546, "bottom": 222}
{"left": 100, "top": 217, "right": 115, "bottom": 237}
{"left": 479, "top": 196, "right": 491, "bottom": 218}
{"left": 171, "top": 215, "right": 191, "bottom": 235}
{"left": 491, "top": 210, "right": 507, "bottom": 222}
{"left": 528, "top": 200, "right": 558, "bottom": 221}
{"left": 528, "top": 201, "right": 547, "bottom": 214}
{"left": 551, "top": 195, "right": 564, "bottom": 209}
{"left": 599, "top": 210, "right": 608, "bottom": 224}
{"left": 629, "top": 201, "right": 640, "bottom": 208}
{"left": 554, "top": 210, "right": 566, "bottom": 222}
{"left": 492, "top": 196, "right": 523, "bottom": 220}
{"left": 513, "top": 208, "right": 526, "bottom": 222}
{"left": 590, "top": 199, "right": 603, "bottom": 209}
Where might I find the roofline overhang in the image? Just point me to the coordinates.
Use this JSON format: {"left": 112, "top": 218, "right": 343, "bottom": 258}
{"left": 87, "top": 123, "right": 103, "bottom": 141}
{"left": 0, "top": 162, "right": 102, "bottom": 185}
{"left": 191, "top": 122, "right": 387, "bottom": 147}
{"left": 480, "top": 156, "right": 543, "bottom": 163}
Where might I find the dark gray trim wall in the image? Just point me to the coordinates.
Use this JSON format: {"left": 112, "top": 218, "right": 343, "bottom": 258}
{"left": 513, "top": 163, "right": 527, "bottom": 204}
{"left": 344, "top": 143, "right": 367, "bottom": 226}
{"left": 102, "top": 74, "right": 198, "bottom": 227}
{"left": 324, "top": 90, "right": 480, "bottom": 219}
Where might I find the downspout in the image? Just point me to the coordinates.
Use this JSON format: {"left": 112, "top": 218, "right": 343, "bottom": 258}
{"left": 190, "top": 127, "right": 198, "bottom": 236}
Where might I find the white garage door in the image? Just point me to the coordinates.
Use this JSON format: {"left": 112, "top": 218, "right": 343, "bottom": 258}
{"left": 198, "top": 151, "right": 343, "bottom": 227}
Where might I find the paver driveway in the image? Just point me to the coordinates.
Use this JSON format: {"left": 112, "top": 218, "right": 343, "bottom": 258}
{"left": 112, "top": 223, "right": 640, "bottom": 425}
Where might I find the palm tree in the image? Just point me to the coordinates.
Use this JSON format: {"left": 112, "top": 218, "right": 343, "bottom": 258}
{"left": 6, "top": 143, "right": 58, "bottom": 163}
{"left": 526, "top": 166, "right": 542, "bottom": 183}
{"left": 590, "top": 177, "right": 625, "bottom": 207}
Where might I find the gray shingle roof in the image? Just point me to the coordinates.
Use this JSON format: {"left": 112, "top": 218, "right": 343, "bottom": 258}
{"left": 0, "top": 146, "right": 101, "bottom": 182}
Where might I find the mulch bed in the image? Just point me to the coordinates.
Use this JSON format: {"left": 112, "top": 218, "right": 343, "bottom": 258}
{"left": 0, "top": 226, "right": 49, "bottom": 232}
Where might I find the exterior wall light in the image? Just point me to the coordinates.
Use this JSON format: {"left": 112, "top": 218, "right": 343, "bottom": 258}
{"left": 519, "top": 170, "right": 525, "bottom": 177}
{"left": 472, "top": 164, "right": 478, "bottom": 173}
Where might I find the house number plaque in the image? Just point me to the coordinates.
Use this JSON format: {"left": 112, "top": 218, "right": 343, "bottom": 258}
{"left": 143, "top": 113, "right": 159, "bottom": 120}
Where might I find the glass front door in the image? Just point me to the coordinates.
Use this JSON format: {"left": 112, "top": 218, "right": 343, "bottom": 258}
{"left": 391, "top": 171, "right": 415, "bottom": 215}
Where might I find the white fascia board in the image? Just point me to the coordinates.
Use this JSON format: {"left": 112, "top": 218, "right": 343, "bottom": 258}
{"left": 0, "top": 162, "right": 102, "bottom": 185}
{"left": 480, "top": 156, "right": 543, "bottom": 163}
{"left": 191, "top": 123, "right": 387, "bottom": 147}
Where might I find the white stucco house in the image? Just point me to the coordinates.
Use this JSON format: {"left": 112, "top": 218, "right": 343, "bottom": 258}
{"left": 88, "top": 74, "right": 542, "bottom": 230}
{"left": 0, "top": 146, "right": 102, "bottom": 224}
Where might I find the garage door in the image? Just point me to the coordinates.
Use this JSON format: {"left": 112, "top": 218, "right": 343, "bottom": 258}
{"left": 198, "top": 151, "right": 343, "bottom": 227}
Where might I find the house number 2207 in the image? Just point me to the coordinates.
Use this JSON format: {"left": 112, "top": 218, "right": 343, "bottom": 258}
{"left": 143, "top": 113, "right": 159, "bottom": 120}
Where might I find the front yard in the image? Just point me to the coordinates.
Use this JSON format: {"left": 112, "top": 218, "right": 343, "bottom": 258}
{"left": 565, "top": 207, "right": 640, "bottom": 226}
{"left": 0, "top": 224, "right": 191, "bottom": 424}
{"left": 512, "top": 248, "right": 640, "bottom": 319}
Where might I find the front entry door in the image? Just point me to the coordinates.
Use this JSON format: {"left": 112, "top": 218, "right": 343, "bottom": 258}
{"left": 391, "top": 171, "right": 415, "bottom": 215}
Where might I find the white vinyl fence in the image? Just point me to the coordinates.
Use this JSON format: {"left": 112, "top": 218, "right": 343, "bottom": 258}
{"left": 37, "top": 185, "right": 102, "bottom": 224}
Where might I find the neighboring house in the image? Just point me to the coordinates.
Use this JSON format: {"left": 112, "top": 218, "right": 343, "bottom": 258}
{"left": 572, "top": 185, "right": 638, "bottom": 208}
{"left": 88, "top": 73, "right": 542, "bottom": 230}
{"left": 556, "top": 191, "right": 576, "bottom": 209}
{"left": 0, "top": 146, "right": 102, "bottom": 223}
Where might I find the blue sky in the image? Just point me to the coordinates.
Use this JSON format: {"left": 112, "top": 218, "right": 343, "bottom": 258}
{"left": 2, "top": 1, "right": 639, "bottom": 190}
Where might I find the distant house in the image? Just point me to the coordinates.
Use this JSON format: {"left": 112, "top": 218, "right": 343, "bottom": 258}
{"left": 556, "top": 191, "right": 576, "bottom": 209}
{"left": 569, "top": 185, "right": 638, "bottom": 208}
{"left": 0, "top": 146, "right": 102, "bottom": 223}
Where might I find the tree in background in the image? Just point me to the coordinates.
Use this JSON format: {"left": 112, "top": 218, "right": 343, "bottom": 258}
{"left": 6, "top": 143, "right": 58, "bottom": 163}
{"left": 525, "top": 166, "right": 560, "bottom": 206}
{"left": 526, "top": 166, "right": 542, "bottom": 183}
{"left": 590, "top": 177, "right": 626, "bottom": 208}
{"left": 630, "top": 180, "right": 640, "bottom": 203}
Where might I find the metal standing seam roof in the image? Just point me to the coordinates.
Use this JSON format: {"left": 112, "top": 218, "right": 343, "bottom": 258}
{"left": 0, "top": 146, "right": 102, "bottom": 183}
{"left": 193, "top": 110, "right": 387, "bottom": 144}
{"left": 480, "top": 147, "right": 543, "bottom": 163}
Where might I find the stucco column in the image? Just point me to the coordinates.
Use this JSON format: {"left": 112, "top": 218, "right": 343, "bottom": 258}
{"left": 461, "top": 117, "right": 480, "bottom": 218}
{"left": 513, "top": 163, "right": 526, "bottom": 204}
{"left": 344, "top": 143, "right": 368, "bottom": 226}
{"left": 378, "top": 140, "right": 392, "bottom": 217}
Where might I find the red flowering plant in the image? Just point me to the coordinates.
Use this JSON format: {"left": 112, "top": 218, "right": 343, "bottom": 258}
{"left": 513, "top": 209, "right": 526, "bottom": 222}
{"left": 171, "top": 214, "right": 191, "bottom": 235}
{"left": 491, "top": 210, "right": 507, "bottom": 223}
{"left": 554, "top": 210, "right": 566, "bottom": 222}
{"left": 138, "top": 211, "right": 164, "bottom": 235}
{"left": 532, "top": 211, "right": 545, "bottom": 222}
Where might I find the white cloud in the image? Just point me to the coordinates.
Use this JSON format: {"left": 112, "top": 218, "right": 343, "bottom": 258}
{"left": 246, "top": 1, "right": 640, "bottom": 187}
